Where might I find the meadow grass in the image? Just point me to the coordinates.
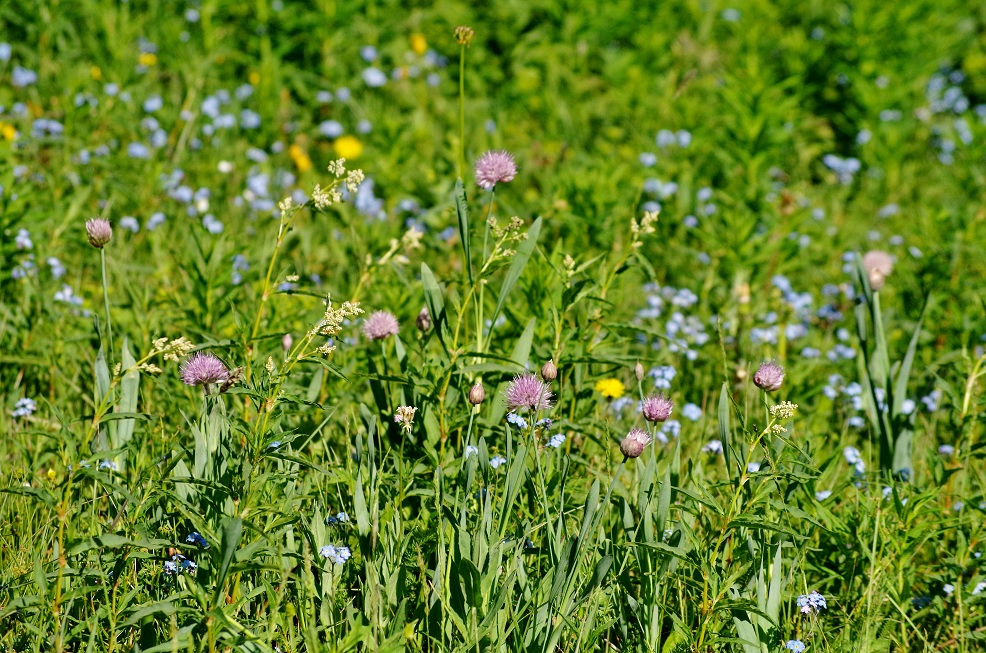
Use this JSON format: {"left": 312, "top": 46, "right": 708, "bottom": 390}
{"left": 2, "top": 0, "right": 986, "bottom": 651}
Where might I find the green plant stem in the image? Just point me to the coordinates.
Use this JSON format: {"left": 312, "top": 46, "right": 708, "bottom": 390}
{"left": 458, "top": 43, "right": 466, "bottom": 179}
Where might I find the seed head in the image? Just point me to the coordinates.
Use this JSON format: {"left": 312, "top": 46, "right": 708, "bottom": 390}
{"left": 753, "top": 361, "right": 785, "bottom": 392}
{"left": 468, "top": 382, "right": 485, "bottom": 405}
{"left": 505, "top": 373, "right": 553, "bottom": 412}
{"left": 540, "top": 359, "right": 558, "bottom": 382}
{"left": 180, "top": 352, "right": 230, "bottom": 388}
{"left": 620, "top": 427, "right": 651, "bottom": 459}
{"left": 642, "top": 394, "right": 674, "bottom": 422}
{"left": 475, "top": 150, "right": 517, "bottom": 190}
{"left": 86, "top": 218, "right": 113, "bottom": 248}
{"left": 634, "top": 362, "right": 645, "bottom": 381}
{"left": 363, "top": 311, "right": 399, "bottom": 340}
{"left": 454, "top": 25, "right": 474, "bottom": 45}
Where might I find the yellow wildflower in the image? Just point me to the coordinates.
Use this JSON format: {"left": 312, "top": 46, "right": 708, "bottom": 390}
{"left": 595, "top": 378, "right": 625, "bottom": 399}
{"left": 138, "top": 52, "right": 157, "bottom": 67}
{"left": 249, "top": 71, "right": 260, "bottom": 85}
{"left": 334, "top": 135, "right": 363, "bottom": 160}
{"left": 411, "top": 33, "right": 427, "bottom": 56}
{"left": 90, "top": 66, "right": 102, "bottom": 80}
{"left": 289, "top": 144, "right": 312, "bottom": 173}
{"left": 1, "top": 123, "right": 17, "bottom": 141}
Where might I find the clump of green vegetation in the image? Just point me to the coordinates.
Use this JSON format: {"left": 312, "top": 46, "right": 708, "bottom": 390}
{"left": 2, "top": 1, "right": 986, "bottom": 651}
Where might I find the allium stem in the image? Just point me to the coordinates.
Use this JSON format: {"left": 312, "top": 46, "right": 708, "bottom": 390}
{"left": 100, "top": 248, "right": 114, "bottom": 360}
{"left": 458, "top": 42, "right": 466, "bottom": 180}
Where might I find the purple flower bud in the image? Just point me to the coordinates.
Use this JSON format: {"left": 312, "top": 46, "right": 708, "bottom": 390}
{"left": 620, "top": 427, "right": 651, "bottom": 458}
{"left": 86, "top": 218, "right": 113, "bottom": 248}
{"left": 416, "top": 306, "right": 431, "bottom": 331}
{"left": 540, "top": 359, "right": 557, "bottom": 382}
{"left": 468, "top": 382, "right": 485, "bottom": 405}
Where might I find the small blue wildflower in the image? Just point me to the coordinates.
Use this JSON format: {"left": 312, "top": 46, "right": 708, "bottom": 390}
{"left": 546, "top": 434, "right": 566, "bottom": 449}
{"left": 938, "top": 444, "right": 955, "bottom": 457}
{"left": 506, "top": 412, "right": 529, "bottom": 430}
{"left": 784, "top": 641, "right": 806, "bottom": 653}
{"left": 489, "top": 455, "right": 507, "bottom": 469}
{"left": 185, "top": 532, "right": 209, "bottom": 548}
{"left": 682, "top": 403, "right": 702, "bottom": 421}
{"left": 796, "top": 590, "right": 826, "bottom": 614}
{"left": 13, "top": 398, "right": 36, "bottom": 418}
{"left": 336, "top": 512, "right": 348, "bottom": 522}
{"left": 701, "top": 439, "right": 723, "bottom": 455}
{"left": 268, "top": 441, "right": 282, "bottom": 449}
{"left": 648, "top": 365, "right": 677, "bottom": 389}
{"left": 464, "top": 445, "right": 478, "bottom": 459}
{"left": 319, "top": 544, "right": 352, "bottom": 565}
{"left": 815, "top": 490, "right": 832, "bottom": 501}
{"left": 163, "top": 560, "right": 179, "bottom": 575}
{"left": 536, "top": 418, "right": 553, "bottom": 430}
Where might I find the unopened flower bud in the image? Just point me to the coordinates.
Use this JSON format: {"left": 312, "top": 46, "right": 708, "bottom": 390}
{"left": 634, "top": 362, "right": 644, "bottom": 381}
{"left": 416, "top": 306, "right": 431, "bottom": 331}
{"left": 282, "top": 333, "right": 293, "bottom": 351}
{"left": 86, "top": 218, "right": 112, "bottom": 248}
{"left": 468, "top": 382, "right": 485, "bottom": 405}
{"left": 863, "top": 250, "right": 893, "bottom": 291}
{"left": 620, "top": 428, "right": 651, "bottom": 459}
{"left": 753, "top": 362, "right": 785, "bottom": 392}
{"left": 541, "top": 359, "right": 557, "bottom": 382}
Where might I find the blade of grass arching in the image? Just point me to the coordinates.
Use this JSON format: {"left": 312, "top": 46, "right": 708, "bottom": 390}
{"left": 488, "top": 217, "right": 542, "bottom": 339}
{"left": 454, "top": 179, "right": 473, "bottom": 286}
{"left": 498, "top": 445, "right": 528, "bottom": 536}
{"left": 871, "top": 292, "right": 890, "bottom": 383}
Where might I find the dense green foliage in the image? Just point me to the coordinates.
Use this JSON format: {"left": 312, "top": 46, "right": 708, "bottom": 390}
{"left": 2, "top": 1, "right": 986, "bottom": 651}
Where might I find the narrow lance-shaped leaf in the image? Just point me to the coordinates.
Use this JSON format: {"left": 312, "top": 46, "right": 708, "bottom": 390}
{"left": 489, "top": 217, "right": 542, "bottom": 335}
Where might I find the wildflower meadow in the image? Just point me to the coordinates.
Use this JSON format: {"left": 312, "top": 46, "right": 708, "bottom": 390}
{"left": 3, "top": 1, "right": 986, "bottom": 651}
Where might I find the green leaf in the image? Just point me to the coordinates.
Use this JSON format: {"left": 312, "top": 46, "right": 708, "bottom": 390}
{"left": 114, "top": 337, "right": 140, "bottom": 450}
{"left": 67, "top": 534, "right": 171, "bottom": 557}
{"left": 489, "top": 217, "right": 542, "bottom": 331}
{"left": 216, "top": 517, "right": 243, "bottom": 596}
{"left": 421, "top": 262, "right": 449, "bottom": 355}
{"left": 718, "top": 382, "right": 734, "bottom": 483}
{"left": 455, "top": 178, "right": 473, "bottom": 285}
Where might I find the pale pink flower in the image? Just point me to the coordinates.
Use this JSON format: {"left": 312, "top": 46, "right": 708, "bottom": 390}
{"left": 642, "top": 394, "right": 674, "bottom": 422}
{"left": 475, "top": 150, "right": 517, "bottom": 190}
{"left": 620, "top": 427, "right": 652, "bottom": 458}
{"left": 180, "top": 352, "right": 229, "bottom": 387}
{"left": 505, "top": 373, "right": 553, "bottom": 412}
{"left": 753, "top": 362, "right": 785, "bottom": 392}
{"left": 363, "top": 311, "right": 399, "bottom": 340}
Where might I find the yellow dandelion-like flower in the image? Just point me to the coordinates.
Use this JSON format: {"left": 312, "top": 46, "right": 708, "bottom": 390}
{"left": 334, "top": 135, "right": 363, "bottom": 160}
{"left": 249, "top": 71, "right": 260, "bottom": 85}
{"left": 411, "top": 33, "right": 428, "bottom": 56}
{"left": 595, "top": 378, "right": 625, "bottom": 399}
{"left": 90, "top": 66, "right": 102, "bottom": 80}
{"left": 289, "top": 144, "right": 312, "bottom": 173}
{"left": 1, "top": 123, "right": 17, "bottom": 141}
{"left": 138, "top": 52, "right": 157, "bottom": 67}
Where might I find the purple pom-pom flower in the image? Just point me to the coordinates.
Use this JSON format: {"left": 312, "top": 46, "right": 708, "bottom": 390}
{"left": 180, "top": 352, "right": 229, "bottom": 387}
{"left": 504, "top": 373, "right": 553, "bottom": 412}
{"left": 475, "top": 150, "right": 518, "bottom": 190}
{"left": 363, "top": 311, "right": 400, "bottom": 340}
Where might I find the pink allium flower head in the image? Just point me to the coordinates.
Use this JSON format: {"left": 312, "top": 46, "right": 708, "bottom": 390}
{"left": 753, "top": 361, "right": 785, "bottom": 392}
{"left": 363, "top": 311, "right": 400, "bottom": 340}
{"left": 86, "top": 218, "right": 113, "bottom": 248}
{"left": 180, "top": 352, "right": 230, "bottom": 387}
{"left": 642, "top": 393, "right": 674, "bottom": 422}
{"left": 505, "top": 373, "right": 553, "bottom": 412}
{"left": 620, "top": 427, "right": 652, "bottom": 459}
{"left": 475, "top": 150, "right": 517, "bottom": 190}
{"left": 863, "top": 250, "right": 894, "bottom": 291}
